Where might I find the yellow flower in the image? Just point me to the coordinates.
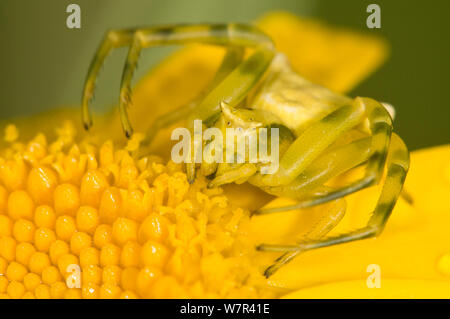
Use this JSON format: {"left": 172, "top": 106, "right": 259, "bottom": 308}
{"left": 0, "top": 11, "right": 448, "bottom": 299}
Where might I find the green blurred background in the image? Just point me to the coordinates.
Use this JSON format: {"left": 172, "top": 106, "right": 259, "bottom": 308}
{"left": 0, "top": 0, "right": 449, "bottom": 150}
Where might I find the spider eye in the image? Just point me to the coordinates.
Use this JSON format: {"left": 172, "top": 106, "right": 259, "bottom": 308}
{"left": 227, "top": 121, "right": 231, "bottom": 126}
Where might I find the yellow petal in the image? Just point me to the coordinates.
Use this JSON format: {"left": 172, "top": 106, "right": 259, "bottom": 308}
{"left": 283, "top": 279, "right": 450, "bottom": 299}
{"left": 272, "top": 145, "right": 450, "bottom": 297}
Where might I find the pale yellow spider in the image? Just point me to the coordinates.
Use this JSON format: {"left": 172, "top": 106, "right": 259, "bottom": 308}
{"left": 82, "top": 24, "right": 410, "bottom": 277}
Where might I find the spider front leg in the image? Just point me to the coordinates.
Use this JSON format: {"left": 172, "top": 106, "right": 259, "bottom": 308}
{"left": 144, "top": 46, "right": 245, "bottom": 145}
{"left": 82, "top": 29, "right": 136, "bottom": 129}
{"left": 252, "top": 136, "right": 373, "bottom": 213}
{"left": 208, "top": 163, "right": 258, "bottom": 187}
{"left": 263, "top": 196, "right": 347, "bottom": 278}
{"left": 82, "top": 24, "right": 274, "bottom": 138}
{"left": 115, "top": 25, "right": 275, "bottom": 184}
{"left": 258, "top": 133, "right": 409, "bottom": 276}
{"left": 261, "top": 99, "right": 367, "bottom": 187}
{"left": 119, "top": 24, "right": 274, "bottom": 138}
{"left": 256, "top": 97, "right": 393, "bottom": 214}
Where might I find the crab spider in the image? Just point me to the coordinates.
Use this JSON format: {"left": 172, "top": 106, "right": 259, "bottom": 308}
{"left": 82, "top": 23, "right": 409, "bottom": 277}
